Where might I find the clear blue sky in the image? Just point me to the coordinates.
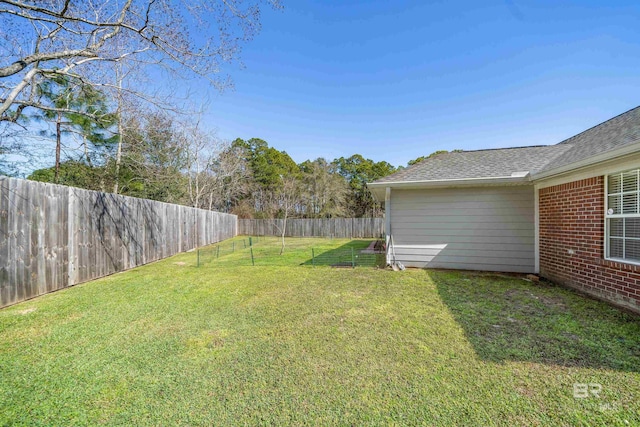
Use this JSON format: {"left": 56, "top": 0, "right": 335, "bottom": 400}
{"left": 200, "top": 0, "right": 640, "bottom": 167}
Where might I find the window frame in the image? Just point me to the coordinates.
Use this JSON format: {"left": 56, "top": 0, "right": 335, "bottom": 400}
{"left": 605, "top": 168, "right": 640, "bottom": 266}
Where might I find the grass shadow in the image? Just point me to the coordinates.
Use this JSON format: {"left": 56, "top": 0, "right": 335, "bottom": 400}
{"left": 429, "top": 269, "right": 640, "bottom": 372}
{"left": 301, "top": 240, "right": 385, "bottom": 268}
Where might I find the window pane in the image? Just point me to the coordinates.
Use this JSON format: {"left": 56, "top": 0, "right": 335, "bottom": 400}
{"left": 623, "top": 193, "right": 639, "bottom": 214}
{"left": 610, "top": 237, "right": 623, "bottom": 258}
{"left": 623, "top": 170, "right": 639, "bottom": 192}
{"left": 625, "top": 239, "right": 640, "bottom": 263}
{"left": 608, "top": 195, "right": 621, "bottom": 215}
{"left": 608, "top": 173, "right": 622, "bottom": 194}
{"left": 610, "top": 218, "right": 624, "bottom": 237}
{"left": 626, "top": 218, "right": 640, "bottom": 239}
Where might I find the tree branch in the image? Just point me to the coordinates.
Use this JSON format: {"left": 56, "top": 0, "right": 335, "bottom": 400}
{"left": 0, "top": 48, "right": 97, "bottom": 78}
{"left": 0, "top": 100, "right": 112, "bottom": 123}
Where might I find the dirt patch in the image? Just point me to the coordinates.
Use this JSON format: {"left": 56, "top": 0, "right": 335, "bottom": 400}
{"left": 516, "top": 386, "right": 535, "bottom": 398}
{"left": 503, "top": 289, "right": 541, "bottom": 314}
{"left": 504, "top": 288, "right": 523, "bottom": 298}
{"left": 204, "top": 330, "right": 227, "bottom": 349}
{"left": 185, "top": 329, "right": 231, "bottom": 352}
{"left": 17, "top": 307, "right": 36, "bottom": 315}
{"left": 504, "top": 288, "right": 568, "bottom": 314}
{"left": 173, "top": 262, "right": 187, "bottom": 266}
{"left": 539, "top": 295, "right": 567, "bottom": 310}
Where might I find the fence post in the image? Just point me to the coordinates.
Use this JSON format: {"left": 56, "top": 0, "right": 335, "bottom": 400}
{"left": 232, "top": 241, "right": 235, "bottom": 252}
{"left": 243, "top": 239, "right": 246, "bottom": 248}
{"left": 312, "top": 248, "right": 315, "bottom": 267}
{"left": 351, "top": 247, "right": 355, "bottom": 268}
{"left": 249, "top": 236, "right": 253, "bottom": 247}
{"left": 250, "top": 247, "right": 255, "bottom": 266}
{"left": 216, "top": 246, "right": 220, "bottom": 259}
{"left": 197, "top": 249, "right": 200, "bottom": 267}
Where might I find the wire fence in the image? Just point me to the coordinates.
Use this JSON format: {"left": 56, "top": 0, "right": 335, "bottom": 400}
{"left": 309, "top": 247, "right": 385, "bottom": 268}
{"left": 196, "top": 235, "right": 265, "bottom": 266}
{"left": 196, "top": 236, "right": 386, "bottom": 268}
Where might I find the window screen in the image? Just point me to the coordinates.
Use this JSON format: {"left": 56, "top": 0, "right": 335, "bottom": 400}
{"left": 607, "top": 169, "right": 640, "bottom": 262}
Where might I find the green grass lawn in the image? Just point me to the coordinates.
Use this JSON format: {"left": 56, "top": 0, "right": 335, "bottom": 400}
{"left": 196, "top": 236, "right": 383, "bottom": 267}
{"left": 1, "top": 236, "right": 639, "bottom": 426}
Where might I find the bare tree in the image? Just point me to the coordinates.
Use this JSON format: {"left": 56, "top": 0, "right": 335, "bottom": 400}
{"left": 112, "top": 61, "right": 129, "bottom": 194}
{"left": 181, "top": 122, "right": 215, "bottom": 208}
{"left": 175, "top": 119, "right": 251, "bottom": 211}
{"left": 0, "top": 0, "right": 278, "bottom": 124}
{"left": 271, "top": 174, "right": 301, "bottom": 255}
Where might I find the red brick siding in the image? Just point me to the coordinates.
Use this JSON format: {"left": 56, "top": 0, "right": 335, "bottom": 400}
{"left": 539, "top": 176, "right": 640, "bottom": 313}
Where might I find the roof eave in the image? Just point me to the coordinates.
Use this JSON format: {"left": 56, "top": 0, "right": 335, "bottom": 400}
{"left": 531, "top": 140, "right": 640, "bottom": 181}
{"left": 368, "top": 175, "right": 531, "bottom": 200}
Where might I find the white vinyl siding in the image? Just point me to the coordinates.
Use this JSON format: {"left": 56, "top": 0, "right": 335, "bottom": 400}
{"left": 606, "top": 169, "right": 640, "bottom": 264}
{"left": 390, "top": 186, "right": 535, "bottom": 273}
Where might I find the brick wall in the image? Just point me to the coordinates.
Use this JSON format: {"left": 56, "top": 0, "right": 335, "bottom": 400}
{"left": 539, "top": 176, "right": 640, "bottom": 313}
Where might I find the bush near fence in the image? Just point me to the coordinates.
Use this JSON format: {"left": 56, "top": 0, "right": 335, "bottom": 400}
{"left": 238, "top": 218, "right": 384, "bottom": 239}
{"left": 0, "top": 177, "right": 236, "bottom": 308}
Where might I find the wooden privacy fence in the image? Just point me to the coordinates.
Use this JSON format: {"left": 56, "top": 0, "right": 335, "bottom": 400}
{"left": 238, "top": 218, "right": 384, "bottom": 239}
{"left": 0, "top": 177, "right": 237, "bottom": 308}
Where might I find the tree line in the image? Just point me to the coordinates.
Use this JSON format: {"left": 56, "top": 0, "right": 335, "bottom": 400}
{"left": 3, "top": 70, "right": 446, "bottom": 219}
{"left": 24, "top": 107, "right": 398, "bottom": 218}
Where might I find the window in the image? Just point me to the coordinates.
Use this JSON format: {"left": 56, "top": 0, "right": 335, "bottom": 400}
{"left": 606, "top": 169, "right": 640, "bottom": 263}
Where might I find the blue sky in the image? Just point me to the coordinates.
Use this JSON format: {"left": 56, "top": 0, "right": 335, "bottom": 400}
{"left": 200, "top": 0, "right": 640, "bottom": 167}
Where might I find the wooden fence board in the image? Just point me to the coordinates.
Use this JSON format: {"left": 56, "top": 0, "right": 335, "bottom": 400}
{"left": 0, "top": 179, "right": 8, "bottom": 305}
{"left": 0, "top": 177, "right": 237, "bottom": 308}
{"left": 6, "top": 178, "right": 18, "bottom": 305}
{"left": 237, "top": 217, "right": 384, "bottom": 239}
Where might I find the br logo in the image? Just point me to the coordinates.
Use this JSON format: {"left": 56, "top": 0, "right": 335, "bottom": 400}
{"left": 573, "top": 383, "right": 602, "bottom": 399}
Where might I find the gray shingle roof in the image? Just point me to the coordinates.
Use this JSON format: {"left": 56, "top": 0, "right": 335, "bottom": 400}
{"left": 376, "top": 145, "right": 572, "bottom": 183}
{"left": 540, "top": 106, "right": 640, "bottom": 173}
{"left": 374, "top": 106, "right": 640, "bottom": 184}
